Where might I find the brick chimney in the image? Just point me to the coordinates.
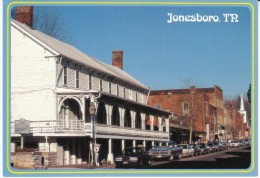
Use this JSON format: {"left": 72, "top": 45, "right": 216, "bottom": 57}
{"left": 112, "top": 50, "right": 123, "bottom": 70}
{"left": 16, "top": 6, "right": 33, "bottom": 28}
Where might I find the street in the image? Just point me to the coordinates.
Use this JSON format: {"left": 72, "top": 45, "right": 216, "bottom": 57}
{"left": 146, "top": 146, "right": 251, "bottom": 169}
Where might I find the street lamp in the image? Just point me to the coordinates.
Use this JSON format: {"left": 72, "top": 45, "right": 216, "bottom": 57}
{"left": 89, "top": 102, "right": 96, "bottom": 167}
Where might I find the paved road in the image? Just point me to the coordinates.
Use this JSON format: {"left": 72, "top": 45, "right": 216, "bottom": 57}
{"left": 148, "top": 146, "right": 251, "bottom": 169}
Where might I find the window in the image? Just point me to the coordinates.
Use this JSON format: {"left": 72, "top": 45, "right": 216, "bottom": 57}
{"left": 63, "top": 67, "right": 67, "bottom": 86}
{"left": 141, "top": 94, "right": 144, "bottom": 103}
{"left": 99, "top": 79, "right": 103, "bottom": 91}
{"left": 129, "top": 89, "right": 133, "bottom": 100}
{"left": 75, "top": 71, "right": 79, "bottom": 88}
{"left": 109, "top": 82, "right": 112, "bottom": 94}
{"left": 156, "top": 104, "right": 161, "bottom": 109}
{"left": 89, "top": 74, "right": 92, "bottom": 90}
{"left": 117, "top": 85, "right": 119, "bottom": 96}
{"left": 123, "top": 88, "right": 126, "bottom": 98}
{"left": 205, "top": 103, "right": 209, "bottom": 118}
{"left": 183, "top": 102, "right": 189, "bottom": 116}
{"left": 136, "top": 92, "right": 138, "bottom": 102}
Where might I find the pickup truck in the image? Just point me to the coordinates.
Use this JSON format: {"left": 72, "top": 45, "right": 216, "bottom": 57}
{"left": 149, "top": 141, "right": 183, "bottom": 161}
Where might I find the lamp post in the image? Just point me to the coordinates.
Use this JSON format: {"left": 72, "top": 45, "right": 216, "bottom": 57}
{"left": 89, "top": 102, "right": 96, "bottom": 167}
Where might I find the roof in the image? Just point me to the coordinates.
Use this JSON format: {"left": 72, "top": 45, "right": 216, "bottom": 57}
{"left": 11, "top": 19, "right": 149, "bottom": 90}
{"left": 150, "top": 86, "right": 222, "bottom": 95}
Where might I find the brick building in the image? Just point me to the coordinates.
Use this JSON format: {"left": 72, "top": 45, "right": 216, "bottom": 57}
{"left": 148, "top": 85, "right": 224, "bottom": 143}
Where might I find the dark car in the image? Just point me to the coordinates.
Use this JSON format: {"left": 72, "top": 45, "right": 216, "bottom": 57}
{"left": 220, "top": 141, "right": 229, "bottom": 150}
{"left": 199, "top": 143, "right": 210, "bottom": 154}
{"left": 213, "top": 142, "right": 225, "bottom": 151}
{"left": 207, "top": 142, "right": 217, "bottom": 152}
{"left": 191, "top": 144, "right": 202, "bottom": 156}
{"left": 115, "top": 147, "right": 151, "bottom": 168}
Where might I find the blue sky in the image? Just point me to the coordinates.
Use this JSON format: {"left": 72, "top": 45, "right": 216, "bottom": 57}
{"left": 37, "top": 5, "right": 251, "bottom": 99}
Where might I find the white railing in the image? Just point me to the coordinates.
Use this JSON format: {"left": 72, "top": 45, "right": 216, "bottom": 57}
{"left": 95, "top": 124, "right": 169, "bottom": 139}
{"left": 11, "top": 120, "right": 169, "bottom": 139}
{"left": 11, "top": 120, "right": 84, "bottom": 134}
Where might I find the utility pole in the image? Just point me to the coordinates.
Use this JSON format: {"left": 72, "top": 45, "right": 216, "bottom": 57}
{"left": 189, "top": 88, "right": 195, "bottom": 144}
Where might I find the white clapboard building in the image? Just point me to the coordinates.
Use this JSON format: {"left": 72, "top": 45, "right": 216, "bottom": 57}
{"left": 11, "top": 7, "right": 171, "bottom": 166}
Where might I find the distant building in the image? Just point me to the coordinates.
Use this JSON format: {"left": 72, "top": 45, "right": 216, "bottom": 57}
{"left": 147, "top": 86, "right": 224, "bottom": 143}
{"left": 11, "top": 6, "right": 171, "bottom": 167}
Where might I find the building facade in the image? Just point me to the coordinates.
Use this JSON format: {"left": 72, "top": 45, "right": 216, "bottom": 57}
{"left": 147, "top": 86, "right": 224, "bottom": 143}
{"left": 11, "top": 8, "right": 171, "bottom": 167}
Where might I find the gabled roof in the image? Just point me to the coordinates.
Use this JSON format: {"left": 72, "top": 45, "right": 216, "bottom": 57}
{"left": 11, "top": 19, "right": 149, "bottom": 90}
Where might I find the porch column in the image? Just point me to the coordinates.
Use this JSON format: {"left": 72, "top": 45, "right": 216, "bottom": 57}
{"left": 64, "top": 138, "right": 70, "bottom": 165}
{"left": 143, "top": 140, "right": 146, "bottom": 148}
{"left": 151, "top": 115, "right": 154, "bottom": 131}
{"left": 107, "top": 139, "right": 114, "bottom": 164}
{"left": 77, "top": 138, "right": 82, "bottom": 164}
{"left": 82, "top": 97, "right": 86, "bottom": 122}
{"left": 70, "top": 138, "right": 76, "bottom": 165}
{"left": 158, "top": 117, "right": 162, "bottom": 131}
{"left": 131, "top": 111, "right": 136, "bottom": 129}
{"left": 152, "top": 141, "right": 155, "bottom": 147}
{"left": 133, "top": 140, "right": 136, "bottom": 147}
{"left": 121, "top": 139, "right": 125, "bottom": 151}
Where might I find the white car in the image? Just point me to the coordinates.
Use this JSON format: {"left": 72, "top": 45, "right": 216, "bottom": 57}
{"left": 177, "top": 144, "right": 195, "bottom": 157}
{"left": 230, "top": 141, "right": 240, "bottom": 147}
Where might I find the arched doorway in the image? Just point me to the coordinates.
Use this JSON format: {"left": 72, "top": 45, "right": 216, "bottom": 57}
{"left": 59, "top": 98, "right": 82, "bottom": 128}
{"left": 111, "top": 106, "right": 120, "bottom": 126}
{"left": 124, "top": 108, "right": 131, "bottom": 128}
{"left": 97, "top": 102, "right": 107, "bottom": 124}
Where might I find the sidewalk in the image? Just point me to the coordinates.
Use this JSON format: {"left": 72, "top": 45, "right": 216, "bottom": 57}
{"left": 49, "top": 163, "right": 115, "bottom": 169}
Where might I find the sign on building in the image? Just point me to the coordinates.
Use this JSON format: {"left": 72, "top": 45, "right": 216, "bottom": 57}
{"left": 15, "top": 118, "right": 30, "bottom": 134}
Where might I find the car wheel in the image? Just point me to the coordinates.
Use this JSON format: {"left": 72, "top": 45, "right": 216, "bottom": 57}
{"left": 177, "top": 153, "right": 182, "bottom": 160}
{"left": 138, "top": 159, "right": 144, "bottom": 167}
{"left": 147, "top": 159, "right": 151, "bottom": 166}
{"left": 169, "top": 154, "right": 174, "bottom": 161}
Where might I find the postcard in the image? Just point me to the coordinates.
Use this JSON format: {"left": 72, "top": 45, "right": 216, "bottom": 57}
{"left": 2, "top": 0, "right": 258, "bottom": 177}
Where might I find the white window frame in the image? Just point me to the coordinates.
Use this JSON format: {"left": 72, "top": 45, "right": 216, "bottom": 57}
{"left": 183, "top": 102, "right": 189, "bottom": 116}
{"left": 63, "top": 67, "right": 68, "bottom": 86}
{"left": 109, "top": 82, "right": 112, "bottom": 94}
{"left": 129, "top": 89, "right": 133, "bottom": 100}
{"left": 89, "top": 74, "right": 92, "bottom": 90}
{"left": 99, "top": 79, "right": 103, "bottom": 91}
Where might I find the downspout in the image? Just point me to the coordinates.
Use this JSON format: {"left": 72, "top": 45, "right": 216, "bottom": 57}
{"left": 56, "top": 56, "right": 63, "bottom": 86}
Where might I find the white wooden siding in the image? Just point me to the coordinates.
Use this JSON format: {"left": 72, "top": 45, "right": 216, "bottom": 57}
{"left": 79, "top": 68, "right": 88, "bottom": 90}
{"left": 67, "top": 64, "right": 75, "bottom": 88}
{"left": 92, "top": 75, "right": 99, "bottom": 91}
{"left": 11, "top": 25, "right": 56, "bottom": 121}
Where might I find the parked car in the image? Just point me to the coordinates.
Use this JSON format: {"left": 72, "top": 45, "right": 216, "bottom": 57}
{"left": 229, "top": 140, "right": 240, "bottom": 148}
{"left": 199, "top": 143, "right": 211, "bottom": 154}
{"left": 149, "top": 141, "right": 183, "bottom": 161}
{"left": 213, "top": 142, "right": 225, "bottom": 151}
{"left": 191, "top": 144, "right": 202, "bottom": 156}
{"left": 220, "top": 141, "right": 229, "bottom": 150}
{"left": 115, "top": 147, "right": 151, "bottom": 168}
{"left": 177, "top": 144, "right": 195, "bottom": 157}
{"left": 207, "top": 142, "right": 218, "bottom": 152}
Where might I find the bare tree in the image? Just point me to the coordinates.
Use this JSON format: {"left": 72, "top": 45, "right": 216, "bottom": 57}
{"left": 11, "top": 6, "right": 67, "bottom": 41}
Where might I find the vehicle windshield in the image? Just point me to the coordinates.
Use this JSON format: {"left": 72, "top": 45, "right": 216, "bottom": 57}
{"left": 179, "top": 145, "right": 187, "bottom": 149}
{"left": 123, "top": 147, "right": 144, "bottom": 156}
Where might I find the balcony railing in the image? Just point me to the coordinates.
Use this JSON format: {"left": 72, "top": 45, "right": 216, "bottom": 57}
{"left": 11, "top": 120, "right": 169, "bottom": 139}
